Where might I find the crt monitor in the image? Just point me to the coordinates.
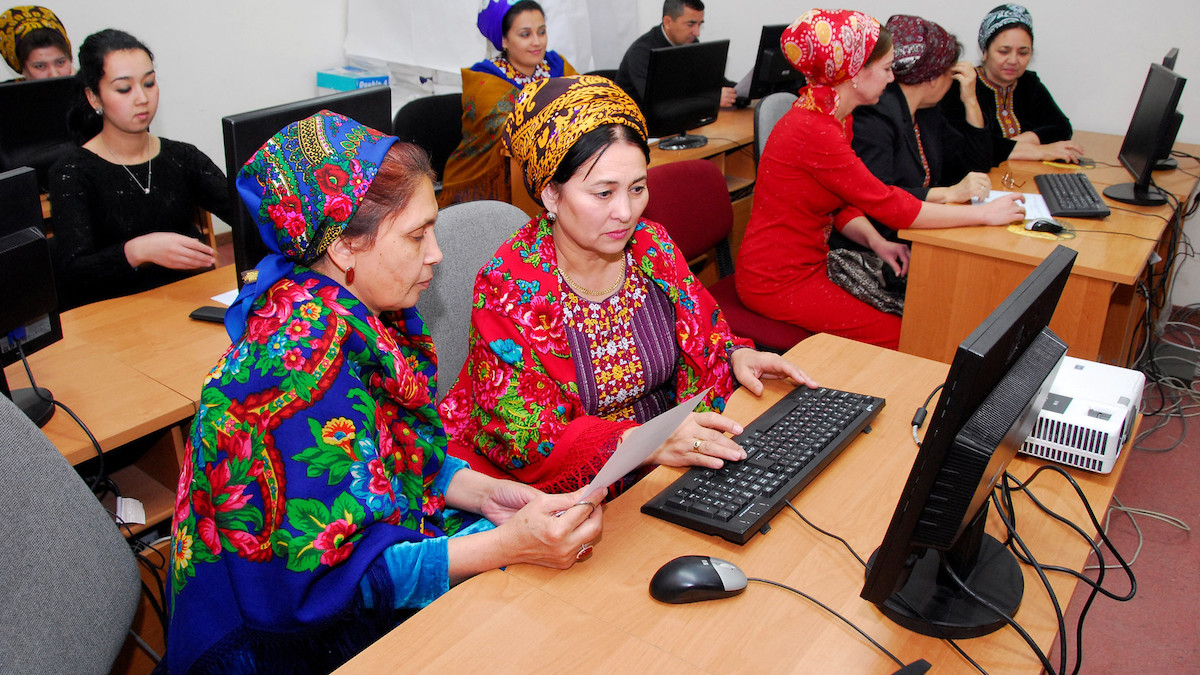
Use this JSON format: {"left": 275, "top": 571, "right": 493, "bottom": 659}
{"left": 643, "top": 40, "right": 730, "bottom": 151}
{"left": 0, "top": 75, "right": 80, "bottom": 190}
{"left": 861, "top": 245, "right": 1076, "bottom": 639}
{"left": 1103, "top": 63, "right": 1187, "bottom": 207}
{"left": 1, "top": 167, "right": 63, "bottom": 426}
{"left": 221, "top": 85, "right": 392, "bottom": 285}
{"left": 747, "top": 24, "right": 806, "bottom": 100}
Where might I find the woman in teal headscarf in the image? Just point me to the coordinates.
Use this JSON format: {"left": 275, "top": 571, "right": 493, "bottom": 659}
{"left": 166, "top": 110, "right": 603, "bottom": 674}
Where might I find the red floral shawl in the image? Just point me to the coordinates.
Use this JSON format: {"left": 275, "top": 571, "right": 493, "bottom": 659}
{"left": 439, "top": 214, "right": 752, "bottom": 494}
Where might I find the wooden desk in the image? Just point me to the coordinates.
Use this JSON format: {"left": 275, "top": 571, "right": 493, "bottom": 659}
{"left": 339, "top": 334, "right": 1128, "bottom": 673}
{"left": 899, "top": 131, "right": 1200, "bottom": 365}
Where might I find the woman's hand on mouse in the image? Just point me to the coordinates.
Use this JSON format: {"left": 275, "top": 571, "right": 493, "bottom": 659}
{"left": 975, "top": 192, "right": 1026, "bottom": 225}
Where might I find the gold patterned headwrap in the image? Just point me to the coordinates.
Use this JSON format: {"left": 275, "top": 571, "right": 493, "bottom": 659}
{"left": 503, "top": 75, "right": 647, "bottom": 204}
{"left": 0, "top": 6, "right": 69, "bottom": 73}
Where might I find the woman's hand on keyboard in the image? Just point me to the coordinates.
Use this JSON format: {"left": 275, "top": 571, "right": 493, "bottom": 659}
{"left": 648, "top": 412, "right": 748, "bottom": 470}
{"left": 731, "top": 348, "right": 818, "bottom": 397}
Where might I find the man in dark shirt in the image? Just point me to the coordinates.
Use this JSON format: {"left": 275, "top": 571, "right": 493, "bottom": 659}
{"left": 615, "top": 0, "right": 735, "bottom": 108}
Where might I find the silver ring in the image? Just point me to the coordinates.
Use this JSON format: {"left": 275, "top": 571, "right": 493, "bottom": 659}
{"left": 576, "top": 542, "right": 594, "bottom": 561}
{"left": 692, "top": 439, "right": 702, "bottom": 451}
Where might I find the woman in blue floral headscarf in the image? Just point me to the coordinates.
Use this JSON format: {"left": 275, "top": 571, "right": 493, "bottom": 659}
{"left": 164, "top": 110, "right": 603, "bottom": 675}
{"left": 438, "top": 0, "right": 575, "bottom": 206}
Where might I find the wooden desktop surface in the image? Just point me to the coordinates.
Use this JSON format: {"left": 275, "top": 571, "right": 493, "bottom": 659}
{"left": 339, "top": 333, "right": 1129, "bottom": 674}
{"left": 899, "top": 131, "right": 1200, "bottom": 365}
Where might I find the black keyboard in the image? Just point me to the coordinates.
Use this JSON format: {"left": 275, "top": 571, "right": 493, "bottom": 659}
{"left": 641, "top": 386, "right": 884, "bottom": 544}
{"left": 1034, "top": 172, "right": 1110, "bottom": 218}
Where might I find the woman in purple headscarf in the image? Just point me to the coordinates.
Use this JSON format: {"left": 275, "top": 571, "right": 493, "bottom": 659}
{"left": 438, "top": 0, "right": 576, "bottom": 206}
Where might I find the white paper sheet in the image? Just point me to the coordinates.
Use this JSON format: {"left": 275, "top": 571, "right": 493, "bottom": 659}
{"left": 581, "top": 388, "right": 711, "bottom": 495}
{"left": 984, "top": 190, "right": 1051, "bottom": 222}
{"left": 211, "top": 289, "right": 239, "bottom": 306}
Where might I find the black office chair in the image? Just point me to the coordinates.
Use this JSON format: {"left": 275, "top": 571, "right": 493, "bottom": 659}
{"left": 584, "top": 68, "right": 619, "bottom": 81}
{"left": 392, "top": 93, "right": 463, "bottom": 189}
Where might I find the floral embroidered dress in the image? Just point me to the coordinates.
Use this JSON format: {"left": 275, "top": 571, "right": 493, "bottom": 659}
{"left": 437, "top": 52, "right": 575, "bottom": 207}
{"left": 167, "top": 269, "right": 480, "bottom": 674}
{"left": 439, "top": 214, "right": 751, "bottom": 495}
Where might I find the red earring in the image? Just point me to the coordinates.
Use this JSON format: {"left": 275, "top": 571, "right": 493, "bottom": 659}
{"left": 345, "top": 267, "right": 355, "bottom": 285}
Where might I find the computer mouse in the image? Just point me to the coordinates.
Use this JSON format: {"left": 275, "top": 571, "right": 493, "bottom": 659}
{"left": 649, "top": 555, "right": 747, "bottom": 604}
{"left": 1025, "top": 218, "right": 1065, "bottom": 234}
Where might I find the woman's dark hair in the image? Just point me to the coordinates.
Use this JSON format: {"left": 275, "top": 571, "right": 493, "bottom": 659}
{"left": 502, "top": 0, "right": 544, "bottom": 36}
{"left": 14, "top": 26, "right": 71, "bottom": 70}
{"left": 341, "top": 142, "right": 436, "bottom": 250}
{"left": 866, "top": 25, "right": 893, "bottom": 66}
{"left": 66, "top": 29, "right": 154, "bottom": 144}
{"left": 548, "top": 123, "right": 651, "bottom": 189}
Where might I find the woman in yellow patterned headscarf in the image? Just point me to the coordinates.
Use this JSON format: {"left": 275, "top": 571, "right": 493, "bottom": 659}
{"left": 0, "top": 5, "right": 71, "bottom": 80}
{"left": 440, "top": 75, "right": 813, "bottom": 498}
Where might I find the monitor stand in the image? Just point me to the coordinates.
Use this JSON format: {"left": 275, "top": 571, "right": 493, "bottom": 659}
{"left": 658, "top": 133, "right": 708, "bottom": 151}
{"left": 1155, "top": 157, "right": 1179, "bottom": 171}
{"left": 867, "top": 505, "right": 1024, "bottom": 639}
{"left": 1, "top": 371, "right": 54, "bottom": 427}
{"left": 1102, "top": 182, "right": 1169, "bottom": 207}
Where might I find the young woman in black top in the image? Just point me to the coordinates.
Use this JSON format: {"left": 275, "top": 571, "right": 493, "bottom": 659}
{"left": 50, "top": 29, "right": 232, "bottom": 309}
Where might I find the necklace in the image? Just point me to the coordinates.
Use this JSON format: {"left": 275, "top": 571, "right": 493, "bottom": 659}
{"left": 99, "top": 134, "right": 152, "bottom": 194}
{"left": 559, "top": 255, "right": 627, "bottom": 297}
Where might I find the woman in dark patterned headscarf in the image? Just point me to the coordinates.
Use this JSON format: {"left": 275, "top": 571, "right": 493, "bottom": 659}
{"left": 837, "top": 15, "right": 995, "bottom": 252}
{"left": 166, "top": 110, "right": 603, "bottom": 675}
{"left": 440, "top": 75, "right": 811, "bottom": 497}
{"left": 0, "top": 5, "right": 71, "bottom": 79}
{"left": 942, "top": 3, "right": 1084, "bottom": 164}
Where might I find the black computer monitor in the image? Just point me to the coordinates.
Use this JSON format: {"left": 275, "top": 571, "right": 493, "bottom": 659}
{"left": 0, "top": 167, "right": 45, "bottom": 237}
{"left": 643, "top": 40, "right": 730, "bottom": 151}
{"left": 1, "top": 166, "right": 63, "bottom": 426}
{"left": 0, "top": 75, "right": 80, "bottom": 190}
{"left": 221, "top": 86, "right": 392, "bottom": 285}
{"left": 1157, "top": 48, "right": 1181, "bottom": 170}
{"left": 747, "top": 24, "right": 806, "bottom": 100}
{"left": 861, "top": 245, "right": 1075, "bottom": 639}
{"left": 1103, "top": 64, "right": 1187, "bottom": 206}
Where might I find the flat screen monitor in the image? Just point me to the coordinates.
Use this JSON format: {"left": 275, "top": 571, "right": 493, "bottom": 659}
{"left": 861, "top": 245, "right": 1076, "bottom": 639}
{"left": 0, "top": 168, "right": 62, "bottom": 426}
{"left": 0, "top": 167, "right": 45, "bottom": 237}
{"left": 221, "top": 86, "right": 392, "bottom": 285}
{"left": 1103, "top": 63, "right": 1186, "bottom": 206}
{"left": 1157, "top": 48, "right": 1181, "bottom": 169}
{"left": 643, "top": 40, "right": 729, "bottom": 151}
{"left": 0, "top": 75, "right": 80, "bottom": 191}
{"left": 747, "top": 24, "right": 806, "bottom": 100}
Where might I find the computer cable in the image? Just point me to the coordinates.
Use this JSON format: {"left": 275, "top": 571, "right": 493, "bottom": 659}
{"left": 747, "top": 578, "right": 908, "bottom": 670}
{"left": 785, "top": 500, "right": 989, "bottom": 675}
{"left": 14, "top": 342, "right": 108, "bottom": 492}
{"left": 1093, "top": 495, "right": 1189, "bottom": 570}
{"left": 908, "top": 383, "right": 942, "bottom": 448}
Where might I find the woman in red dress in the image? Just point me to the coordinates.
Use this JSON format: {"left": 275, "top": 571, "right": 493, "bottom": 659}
{"left": 736, "top": 9, "right": 1025, "bottom": 350}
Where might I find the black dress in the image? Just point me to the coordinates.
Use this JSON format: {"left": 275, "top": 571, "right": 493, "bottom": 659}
{"left": 48, "top": 137, "right": 234, "bottom": 309}
{"left": 940, "top": 69, "right": 1073, "bottom": 166}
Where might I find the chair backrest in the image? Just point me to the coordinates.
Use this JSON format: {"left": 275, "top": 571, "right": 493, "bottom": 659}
{"left": 642, "top": 159, "right": 734, "bottom": 274}
{"left": 417, "top": 200, "right": 528, "bottom": 401}
{"left": 584, "top": 69, "right": 619, "bottom": 81}
{"left": 392, "top": 93, "right": 464, "bottom": 185}
{"left": 0, "top": 395, "right": 140, "bottom": 674}
{"left": 753, "top": 91, "right": 797, "bottom": 164}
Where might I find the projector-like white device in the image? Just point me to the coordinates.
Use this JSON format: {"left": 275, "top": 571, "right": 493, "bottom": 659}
{"left": 1019, "top": 356, "right": 1144, "bottom": 474}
